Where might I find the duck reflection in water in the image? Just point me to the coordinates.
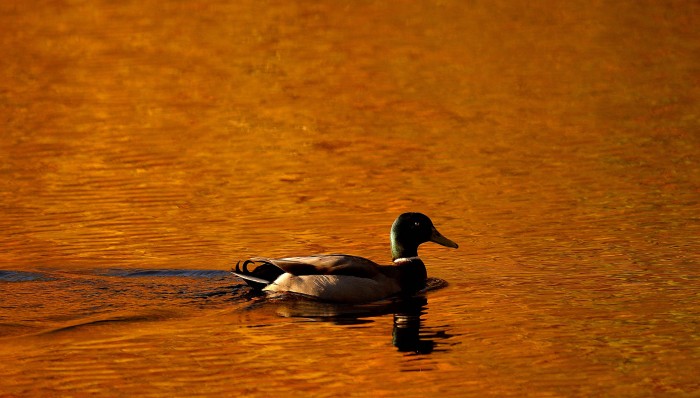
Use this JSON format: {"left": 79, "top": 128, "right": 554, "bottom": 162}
{"left": 392, "top": 297, "right": 442, "bottom": 355}
{"left": 250, "top": 285, "right": 451, "bottom": 355}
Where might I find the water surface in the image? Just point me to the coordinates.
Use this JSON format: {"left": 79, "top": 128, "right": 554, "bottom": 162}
{"left": 1, "top": 0, "right": 699, "bottom": 396}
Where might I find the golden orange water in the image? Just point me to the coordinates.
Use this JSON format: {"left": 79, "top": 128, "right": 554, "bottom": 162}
{"left": 1, "top": 0, "right": 699, "bottom": 396}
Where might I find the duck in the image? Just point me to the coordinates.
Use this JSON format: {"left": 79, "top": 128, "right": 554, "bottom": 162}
{"left": 232, "top": 212, "right": 458, "bottom": 303}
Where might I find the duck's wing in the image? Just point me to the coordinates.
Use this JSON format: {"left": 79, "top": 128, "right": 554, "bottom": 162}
{"left": 250, "top": 254, "right": 382, "bottom": 278}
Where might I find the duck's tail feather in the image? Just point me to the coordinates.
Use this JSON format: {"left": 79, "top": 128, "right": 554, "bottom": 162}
{"left": 232, "top": 259, "right": 284, "bottom": 290}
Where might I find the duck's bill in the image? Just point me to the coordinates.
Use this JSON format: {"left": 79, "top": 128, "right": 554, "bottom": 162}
{"left": 430, "top": 227, "right": 459, "bottom": 249}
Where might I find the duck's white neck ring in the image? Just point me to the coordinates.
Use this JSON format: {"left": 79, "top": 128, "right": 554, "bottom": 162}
{"left": 393, "top": 256, "right": 420, "bottom": 264}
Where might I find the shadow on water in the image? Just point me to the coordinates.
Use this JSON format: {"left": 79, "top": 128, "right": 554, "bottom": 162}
{"left": 243, "top": 278, "right": 454, "bottom": 355}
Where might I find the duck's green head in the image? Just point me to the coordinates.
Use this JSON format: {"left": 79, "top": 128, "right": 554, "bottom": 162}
{"left": 390, "top": 212, "right": 458, "bottom": 261}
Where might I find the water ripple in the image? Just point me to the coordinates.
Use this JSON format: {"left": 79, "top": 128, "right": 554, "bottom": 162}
{"left": 103, "top": 269, "right": 231, "bottom": 279}
{"left": 0, "top": 270, "right": 52, "bottom": 282}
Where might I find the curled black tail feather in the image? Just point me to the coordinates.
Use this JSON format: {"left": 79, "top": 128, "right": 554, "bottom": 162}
{"left": 232, "top": 259, "right": 285, "bottom": 290}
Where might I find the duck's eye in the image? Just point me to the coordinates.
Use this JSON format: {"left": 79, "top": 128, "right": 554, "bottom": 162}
{"left": 414, "top": 221, "right": 420, "bottom": 227}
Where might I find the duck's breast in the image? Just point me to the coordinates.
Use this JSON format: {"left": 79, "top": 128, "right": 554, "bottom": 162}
{"left": 264, "top": 273, "right": 399, "bottom": 303}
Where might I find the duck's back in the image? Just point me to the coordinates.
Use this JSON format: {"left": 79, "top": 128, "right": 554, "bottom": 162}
{"left": 253, "top": 254, "right": 382, "bottom": 278}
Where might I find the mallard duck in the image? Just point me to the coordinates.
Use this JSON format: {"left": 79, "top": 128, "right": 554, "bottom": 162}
{"left": 232, "top": 212, "right": 458, "bottom": 303}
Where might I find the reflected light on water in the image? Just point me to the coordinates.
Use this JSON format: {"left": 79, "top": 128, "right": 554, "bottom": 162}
{"left": 1, "top": 0, "right": 699, "bottom": 396}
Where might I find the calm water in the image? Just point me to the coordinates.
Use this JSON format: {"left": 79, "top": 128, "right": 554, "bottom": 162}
{"left": 1, "top": 0, "right": 699, "bottom": 396}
